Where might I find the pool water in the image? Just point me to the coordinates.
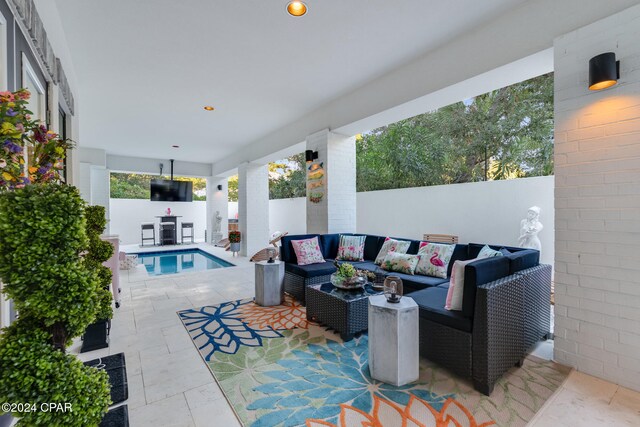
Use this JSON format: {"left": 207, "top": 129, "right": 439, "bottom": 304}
{"left": 134, "top": 249, "right": 234, "bottom": 276}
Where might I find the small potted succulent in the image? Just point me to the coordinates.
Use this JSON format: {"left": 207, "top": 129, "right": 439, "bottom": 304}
{"left": 229, "top": 231, "right": 241, "bottom": 254}
{"left": 331, "top": 261, "right": 368, "bottom": 289}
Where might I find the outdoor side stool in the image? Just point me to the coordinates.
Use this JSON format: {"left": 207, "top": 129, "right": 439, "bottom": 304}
{"left": 181, "top": 222, "right": 194, "bottom": 244}
{"left": 140, "top": 223, "right": 155, "bottom": 246}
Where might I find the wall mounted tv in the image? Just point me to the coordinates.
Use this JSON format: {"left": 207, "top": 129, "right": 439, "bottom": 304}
{"left": 150, "top": 179, "right": 193, "bottom": 202}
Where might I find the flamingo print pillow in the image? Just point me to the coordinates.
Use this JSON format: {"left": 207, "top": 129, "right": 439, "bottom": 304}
{"left": 374, "top": 238, "right": 411, "bottom": 265}
{"left": 415, "top": 242, "right": 455, "bottom": 278}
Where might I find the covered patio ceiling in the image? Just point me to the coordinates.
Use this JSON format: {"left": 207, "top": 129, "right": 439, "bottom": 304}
{"left": 52, "top": 0, "right": 638, "bottom": 171}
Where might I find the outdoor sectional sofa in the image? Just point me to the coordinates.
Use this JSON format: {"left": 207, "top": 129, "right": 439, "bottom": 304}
{"left": 280, "top": 233, "right": 552, "bottom": 395}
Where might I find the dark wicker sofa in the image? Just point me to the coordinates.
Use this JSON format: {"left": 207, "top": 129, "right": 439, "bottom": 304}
{"left": 280, "top": 233, "right": 552, "bottom": 395}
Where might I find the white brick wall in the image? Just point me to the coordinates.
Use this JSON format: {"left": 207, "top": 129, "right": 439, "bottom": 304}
{"left": 554, "top": 4, "right": 640, "bottom": 392}
{"left": 238, "top": 163, "right": 269, "bottom": 257}
{"left": 306, "top": 129, "right": 357, "bottom": 234}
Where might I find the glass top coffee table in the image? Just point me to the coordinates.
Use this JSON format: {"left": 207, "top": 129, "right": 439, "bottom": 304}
{"left": 305, "top": 282, "right": 382, "bottom": 341}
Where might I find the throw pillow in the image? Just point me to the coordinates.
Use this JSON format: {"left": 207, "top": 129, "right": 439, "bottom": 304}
{"left": 336, "top": 235, "right": 366, "bottom": 261}
{"left": 374, "top": 238, "right": 411, "bottom": 265}
{"left": 445, "top": 258, "right": 477, "bottom": 311}
{"left": 291, "top": 236, "right": 325, "bottom": 265}
{"left": 415, "top": 242, "right": 455, "bottom": 278}
{"left": 500, "top": 247, "right": 512, "bottom": 256}
{"left": 380, "top": 252, "right": 420, "bottom": 275}
{"left": 477, "top": 245, "right": 503, "bottom": 259}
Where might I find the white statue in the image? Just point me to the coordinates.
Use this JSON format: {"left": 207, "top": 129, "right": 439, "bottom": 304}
{"left": 214, "top": 210, "right": 222, "bottom": 233}
{"left": 519, "top": 206, "right": 543, "bottom": 250}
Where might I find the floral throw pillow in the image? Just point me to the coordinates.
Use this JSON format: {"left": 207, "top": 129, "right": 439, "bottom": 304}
{"left": 374, "top": 238, "right": 411, "bottom": 265}
{"left": 291, "top": 237, "right": 325, "bottom": 266}
{"left": 380, "top": 252, "right": 420, "bottom": 275}
{"left": 415, "top": 242, "right": 455, "bottom": 278}
{"left": 336, "top": 235, "right": 366, "bottom": 261}
{"left": 477, "top": 245, "right": 503, "bottom": 259}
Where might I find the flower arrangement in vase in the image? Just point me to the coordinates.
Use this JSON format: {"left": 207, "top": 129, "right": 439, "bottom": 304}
{"left": 229, "top": 231, "right": 241, "bottom": 254}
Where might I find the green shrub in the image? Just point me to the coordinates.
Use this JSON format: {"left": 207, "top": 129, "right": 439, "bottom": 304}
{"left": 0, "top": 321, "right": 111, "bottom": 426}
{"left": 0, "top": 184, "right": 111, "bottom": 424}
{"left": 0, "top": 184, "right": 100, "bottom": 336}
{"left": 229, "top": 230, "right": 241, "bottom": 243}
{"left": 83, "top": 205, "right": 114, "bottom": 321}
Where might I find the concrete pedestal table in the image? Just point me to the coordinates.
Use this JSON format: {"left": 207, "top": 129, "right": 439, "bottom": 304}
{"left": 255, "top": 261, "right": 284, "bottom": 306}
{"left": 368, "top": 295, "right": 419, "bottom": 386}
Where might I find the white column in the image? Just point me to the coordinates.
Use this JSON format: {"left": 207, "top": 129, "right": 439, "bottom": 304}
{"left": 238, "top": 163, "right": 269, "bottom": 257}
{"left": 306, "top": 129, "right": 356, "bottom": 234}
{"left": 206, "top": 176, "right": 229, "bottom": 244}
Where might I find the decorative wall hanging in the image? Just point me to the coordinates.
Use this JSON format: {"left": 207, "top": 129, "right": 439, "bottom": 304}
{"left": 307, "top": 161, "right": 324, "bottom": 203}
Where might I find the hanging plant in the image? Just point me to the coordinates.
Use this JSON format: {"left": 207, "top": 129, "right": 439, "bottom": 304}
{"left": 0, "top": 89, "right": 72, "bottom": 190}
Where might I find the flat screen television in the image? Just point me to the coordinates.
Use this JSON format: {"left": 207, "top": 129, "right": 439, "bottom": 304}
{"left": 150, "top": 179, "right": 193, "bottom": 202}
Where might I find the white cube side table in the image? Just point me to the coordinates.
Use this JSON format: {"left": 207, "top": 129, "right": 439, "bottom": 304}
{"left": 255, "top": 260, "right": 285, "bottom": 306}
{"left": 368, "top": 295, "right": 419, "bottom": 386}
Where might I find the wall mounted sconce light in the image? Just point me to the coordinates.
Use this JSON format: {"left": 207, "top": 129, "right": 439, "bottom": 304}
{"left": 217, "top": 184, "right": 223, "bottom": 191}
{"left": 589, "top": 52, "right": 620, "bottom": 91}
{"left": 305, "top": 150, "right": 318, "bottom": 163}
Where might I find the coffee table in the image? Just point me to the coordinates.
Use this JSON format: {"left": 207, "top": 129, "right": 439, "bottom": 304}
{"left": 305, "top": 282, "right": 382, "bottom": 341}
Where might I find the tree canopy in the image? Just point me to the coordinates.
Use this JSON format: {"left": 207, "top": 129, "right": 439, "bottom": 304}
{"left": 110, "top": 173, "right": 207, "bottom": 200}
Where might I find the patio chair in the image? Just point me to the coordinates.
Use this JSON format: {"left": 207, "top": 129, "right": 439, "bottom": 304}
{"left": 140, "top": 223, "right": 155, "bottom": 246}
{"left": 422, "top": 233, "right": 459, "bottom": 244}
{"left": 181, "top": 222, "right": 194, "bottom": 244}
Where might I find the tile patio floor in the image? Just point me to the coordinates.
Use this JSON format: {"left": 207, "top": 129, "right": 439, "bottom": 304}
{"left": 70, "top": 244, "right": 640, "bottom": 427}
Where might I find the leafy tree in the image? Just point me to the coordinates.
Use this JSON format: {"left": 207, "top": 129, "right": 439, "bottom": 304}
{"left": 110, "top": 173, "right": 207, "bottom": 200}
{"left": 356, "top": 72, "right": 554, "bottom": 191}
{"left": 228, "top": 175, "right": 238, "bottom": 202}
{"left": 269, "top": 153, "right": 306, "bottom": 199}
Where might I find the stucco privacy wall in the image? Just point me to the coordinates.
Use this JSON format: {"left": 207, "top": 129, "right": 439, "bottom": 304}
{"left": 553, "top": 5, "right": 640, "bottom": 391}
{"left": 225, "top": 176, "right": 553, "bottom": 264}
{"left": 110, "top": 199, "right": 207, "bottom": 245}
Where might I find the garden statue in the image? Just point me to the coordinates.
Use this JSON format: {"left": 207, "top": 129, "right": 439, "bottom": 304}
{"left": 214, "top": 210, "right": 222, "bottom": 233}
{"left": 518, "top": 206, "right": 543, "bottom": 250}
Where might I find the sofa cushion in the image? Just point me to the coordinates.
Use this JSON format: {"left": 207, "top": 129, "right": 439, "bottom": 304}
{"left": 411, "top": 287, "right": 472, "bottom": 332}
{"left": 350, "top": 261, "right": 379, "bottom": 272}
{"left": 319, "top": 234, "right": 343, "bottom": 259}
{"left": 281, "top": 234, "right": 321, "bottom": 264}
{"left": 462, "top": 256, "right": 511, "bottom": 317}
{"left": 448, "top": 244, "right": 469, "bottom": 277}
{"left": 336, "top": 234, "right": 366, "bottom": 261}
{"left": 362, "top": 235, "right": 384, "bottom": 261}
{"left": 285, "top": 261, "right": 336, "bottom": 278}
{"left": 374, "top": 238, "right": 411, "bottom": 264}
{"left": 392, "top": 272, "right": 448, "bottom": 294}
{"left": 505, "top": 249, "right": 540, "bottom": 274}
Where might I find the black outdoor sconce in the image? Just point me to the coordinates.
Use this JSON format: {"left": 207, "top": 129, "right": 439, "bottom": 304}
{"left": 589, "top": 52, "right": 620, "bottom": 91}
{"left": 217, "top": 184, "right": 223, "bottom": 191}
{"left": 305, "top": 149, "right": 318, "bottom": 163}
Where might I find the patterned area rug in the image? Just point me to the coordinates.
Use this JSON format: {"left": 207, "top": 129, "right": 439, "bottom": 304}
{"left": 177, "top": 296, "right": 568, "bottom": 427}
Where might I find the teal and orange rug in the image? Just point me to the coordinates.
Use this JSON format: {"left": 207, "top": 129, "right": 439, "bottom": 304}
{"left": 177, "top": 296, "right": 568, "bottom": 427}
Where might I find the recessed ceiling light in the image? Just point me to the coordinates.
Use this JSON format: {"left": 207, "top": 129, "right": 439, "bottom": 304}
{"left": 172, "top": 145, "right": 180, "bottom": 148}
{"left": 203, "top": 106, "right": 215, "bottom": 111}
{"left": 286, "top": 1, "right": 307, "bottom": 17}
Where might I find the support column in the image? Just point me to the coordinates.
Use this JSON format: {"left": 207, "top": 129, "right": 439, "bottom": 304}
{"left": 306, "top": 129, "right": 356, "bottom": 234}
{"left": 238, "top": 163, "right": 269, "bottom": 257}
{"left": 206, "top": 176, "right": 229, "bottom": 244}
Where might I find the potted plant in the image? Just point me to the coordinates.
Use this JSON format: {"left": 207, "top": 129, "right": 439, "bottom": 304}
{"left": 229, "top": 230, "right": 241, "bottom": 254}
{"left": 0, "top": 89, "right": 111, "bottom": 425}
{"left": 81, "top": 205, "right": 114, "bottom": 353}
{"left": 331, "top": 261, "right": 369, "bottom": 289}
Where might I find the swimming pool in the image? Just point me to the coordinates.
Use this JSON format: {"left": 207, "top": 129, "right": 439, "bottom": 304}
{"left": 134, "top": 249, "right": 234, "bottom": 276}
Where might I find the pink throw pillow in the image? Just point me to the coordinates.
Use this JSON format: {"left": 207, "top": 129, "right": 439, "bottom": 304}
{"left": 291, "top": 236, "right": 325, "bottom": 266}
